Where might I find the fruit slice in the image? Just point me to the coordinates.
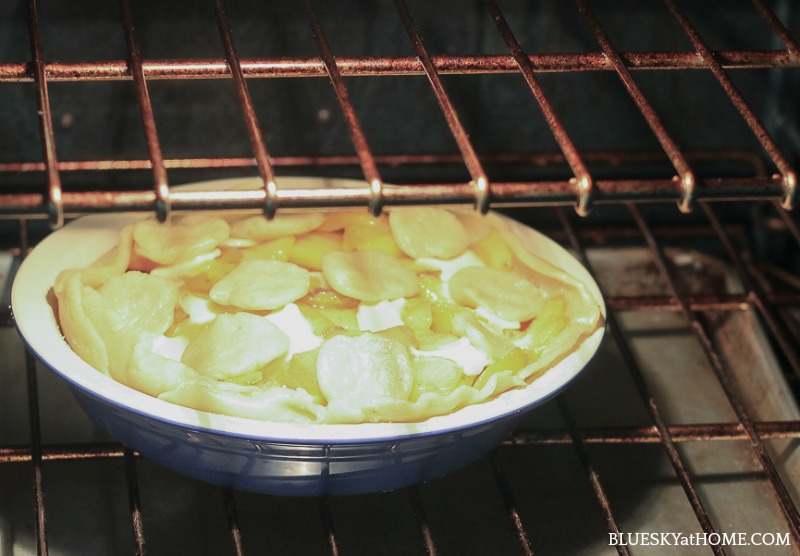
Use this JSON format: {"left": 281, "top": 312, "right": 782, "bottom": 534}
{"left": 56, "top": 274, "right": 111, "bottom": 374}
{"left": 289, "top": 233, "right": 343, "bottom": 271}
{"left": 452, "top": 311, "right": 517, "bottom": 360}
{"left": 472, "top": 347, "right": 529, "bottom": 390}
{"left": 240, "top": 236, "right": 295, "bottom": 262}
{"left": 222, "top": 370, "right": 264, "bottom": 386}
{"left": 514, "top": 312, "right": 569, "bottom": 358}
{"left": 127, "top": 337, "right": 198, "bottom": 396}
{"left": 209, "top": 259, "right": 310, "bottom": 310}
{"left": 55, "top": 224, "right": 136, "bottom": 290}
{"left": 412, "top": 356, "right": 465, "bottom": 399}
{"left": 264, "top": 349, "right": 326, "bottom": 404}
{"left": 375, "top": 325, "right": 419, "bottom": 349}
{"left": 317, "top": 307, "right": 359, "bottom": 332}
{"left": 322, "top": 250, "right": 418, "bottom": 302}
{"left": 300, "top": 286, "right": 359, "bottom": 310}
{"left": 451, "top": 209, "right": 493, "bottom": 245}
{"left": 316, "top": 333, "right": 414, "bottom": 408}
{"left": 400, "top": 297, "right": 433, "bottom": 331}
{"left": 471, "top": 228, "right": 514, "bottom": 270}
{"left": 388, "top": 207, "right": 469, "bottom": 259}
{"left": 342, "top": 224, "right": 403, "bottom": 257}
{"left": 81, "top": 271, "right": 180, "bottom": 378}
{"left": 318, "top": 211, "right": 387, "bottom": 232}
{"left": 181, "top": 312, "right": 289, "bottom": 380}
{"left": 448, "top": 266, "right": 542, "bottom": 322}
{"left": 417, "top": 273, "right": 468, "bottom": 335}
{"left": 133, "top": 215, "right": 230, "bottom": 265}
{"left": 229, "top": 213, "right": 324, "bottom": 241}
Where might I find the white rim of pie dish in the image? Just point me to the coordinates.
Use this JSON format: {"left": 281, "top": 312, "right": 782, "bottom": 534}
{"left": 12, "top": 176, "right": 606, "bottom": 444}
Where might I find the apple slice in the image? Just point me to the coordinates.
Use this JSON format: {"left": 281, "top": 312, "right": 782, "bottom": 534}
{"left": 316, "top": 333, "right": 414, "bottom": 408}
{"left": 388, "top": 207, "right": 469, "bottom": 259}
{"left": 181, "top": 312, "right": 289, "bottom": 380}
{"left": 133, "top": 215, "right": 230, "bottom": 265}
{"left": 209, "top": 259, "right": 310, "bottom": 310}
{"left": 229, "top": 213, "right": 324, "bottom": 241}
{"left": 321, "top": 250, "right": 418, "bottom": 302}
{"left": 448, "top": 266, "right": 543, "bottom": 322}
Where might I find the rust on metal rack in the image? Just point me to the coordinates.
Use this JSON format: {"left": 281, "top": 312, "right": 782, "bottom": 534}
{"left": 664, "top": 0, "right": 797, "bottom": 210}
{"left": 702, "top": 203, "right": 800, "bottom": 381}
{"left": 5, "top": 419, "right": 800, "bottom": 464}
{"left": 0, "top": 443, "right": 129, "bottom": 463}
{"left": 607, "top": 291, "right": 800, "bottom": 311}
{"left": 26, "top": 0, "right": 63, "bottom": 229}
{"left": 0, "top": 51, "right": 797, "bottom": 82}
{"left": 17, "top": 215, "right": 49, "bottom": 555}
{"left": 0, "top": 148, "right": 770, "bottom": 174}
{"left": 556, "top": 397, "right": 629, "bottom": 556}
{"left": 213, "top": 0, "right": 278, "bottom": 220}
{"left": 774, "top": 200, "right": 800, "bottom": 245}
{"left": 489, "top": 453, "right": 536, "bottom": 556}
{"left": 394, "top": 0, "right": 490, "bottom": 214}
{"left": 486, "top": 0, "right": 594, "bottom": 216}
{"left": 507, "top": 421, "right": 800, "bottom": 446}
{"left": 302, "top": 0, "right": 384, "bottom": 217}
{"left": 223, "top": 489, "right": 245, "bottom": 556}
{"left": 123, "top": 448, "right": 147, "bottom": 556}
{"left": 24, "top": 348, "right": 49, "bottom": 556}
{"left": 575, "top": 0, "right": 695, "bottom": 213}
{"left": 555, "top": 206, "right": 724, "bottom": 554}
{"left": 628, "top": 202, "right": 800, "bottom": 545}
{"left": 407, "top": 486, "right": 437, "bottom": 555}
{"left": 317, "top": 497, "right": 340, "bottom": 556}
{"left": 751, "top": 0, "right": 800, "bottom": 63}
{"left": 0, "top": 177, "right": 789, "bottom": 219}
{"left": 118, "top": 0, "right": 171, "bottom": 222}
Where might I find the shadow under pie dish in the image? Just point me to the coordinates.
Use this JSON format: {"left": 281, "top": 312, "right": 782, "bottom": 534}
{"left": 12, "top": 177, "right": 605, "bottom": 496}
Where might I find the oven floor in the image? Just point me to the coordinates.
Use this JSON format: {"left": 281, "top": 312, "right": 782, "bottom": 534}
{"left": 1, "top": 247, "right": 798, "bottom": 555}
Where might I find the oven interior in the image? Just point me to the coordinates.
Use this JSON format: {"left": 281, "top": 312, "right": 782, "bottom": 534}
{"left": 1, "top": 0, "right": 800, "bottom": 554}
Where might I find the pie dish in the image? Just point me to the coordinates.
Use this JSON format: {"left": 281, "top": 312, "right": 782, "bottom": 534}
{"left": 12, "top": 176, "right": 606, "bottom": 495}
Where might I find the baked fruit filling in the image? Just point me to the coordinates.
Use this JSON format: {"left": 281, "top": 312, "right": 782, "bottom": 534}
{"left": 54, "top": 206, "right": 602, "bottom": 424}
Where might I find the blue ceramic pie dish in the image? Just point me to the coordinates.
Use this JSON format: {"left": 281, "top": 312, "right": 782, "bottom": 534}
{"left": 12, "top": 177, "right": 605, "bottom": 496}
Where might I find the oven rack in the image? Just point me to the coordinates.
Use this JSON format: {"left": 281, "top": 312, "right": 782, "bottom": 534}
{"left": 0, "top": 0, "right": 798, "bottom": 225}
{"left": 0, "top": 1, "right": 799, "bottom": 554}
{"left": 3, "top": 200, "right": 800, "bottom": 555}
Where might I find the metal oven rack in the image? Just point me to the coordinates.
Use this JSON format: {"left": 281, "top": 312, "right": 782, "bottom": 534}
{"left": 1, "top": 1, "right": 800, "bottom": 554}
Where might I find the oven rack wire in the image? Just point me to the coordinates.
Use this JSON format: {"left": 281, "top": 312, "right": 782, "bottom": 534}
{"left": 4, "top": 202, "right": 800, "bottom": 555}
{"left": 0, "top": 0, "right": 799, "bottom": 554}
{"left": 0, "top": 0, "right": 798, "bottom": 222}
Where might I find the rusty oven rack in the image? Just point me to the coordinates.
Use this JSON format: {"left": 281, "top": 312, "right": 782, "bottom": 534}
{"left": 0, "top": 0, "right": 798, "bottom": 223}
{"left": 1, "top": 0, "right": 800, "bottom": 554}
